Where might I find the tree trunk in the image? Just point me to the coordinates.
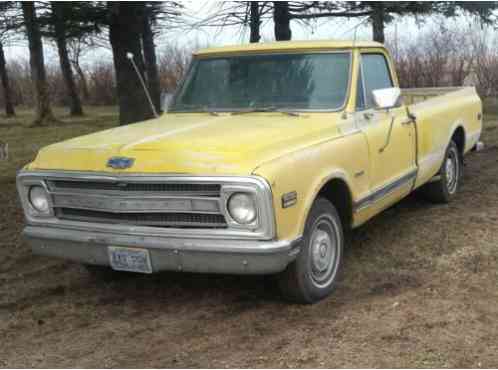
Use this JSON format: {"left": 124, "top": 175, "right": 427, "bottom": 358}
{"left": 142, "top": 6, "right": 162, "bottom": 114}
{"left": 250, "top": 2, "right": 261, "bottom": 43}
{"left": 371, "top": 3, "right": 385, "bottom": 43}
{"left": 108, "top": 2, "right": 153, "bottom": 125}
{"left": 0, "top": 40, "right": 15, "bottom": 117}
{"left": 22, "top": 2, "right": 56, "bottom": 126}
{"left": 273, "top": 2, "right": 291, "bottom": 41}
{"left": 52, "top": 3, "right": 84, "bottom": 116}
{"left": 73, "top": 61, "right": 89, "bottom": 101}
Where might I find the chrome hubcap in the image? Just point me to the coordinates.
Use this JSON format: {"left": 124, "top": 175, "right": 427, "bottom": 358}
{"left": 309, "top": 216, "right": 340, "bottom": 288}
{"left": 311, "top": 230, "right": 333, "bottom": 273}
{"left": 446, "top": 148, "right": 459, "bottom": 194}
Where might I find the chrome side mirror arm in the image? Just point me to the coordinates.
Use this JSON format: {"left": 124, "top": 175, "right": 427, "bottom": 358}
{"left": 379, "top": 116, "right": 395, "bottom": 153}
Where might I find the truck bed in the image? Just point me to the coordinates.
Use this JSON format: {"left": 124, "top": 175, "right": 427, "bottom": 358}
{"left": 400, "top": 86, "right": 482, "bottom": 189}
{"left": 401, "top": 87, "right": 465, "bottom": 105}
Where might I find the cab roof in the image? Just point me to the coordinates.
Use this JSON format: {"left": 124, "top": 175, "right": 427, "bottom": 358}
{"left": 194, "top": 40, "right": 384, "bottom": 57}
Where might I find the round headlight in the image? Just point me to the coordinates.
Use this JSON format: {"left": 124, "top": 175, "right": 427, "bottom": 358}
{"left": 29, "top": 186, "right": 50, "bottom": 213}
{"left": 227, "top": 193, "right": 257, "bottom": 225}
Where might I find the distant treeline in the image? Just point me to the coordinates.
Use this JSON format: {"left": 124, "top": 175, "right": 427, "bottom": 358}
{"left": 1, "top": 44, "right": 191, "bottom": 109}
{"left": 2, "top": 22, "right": 498, "bottom": 113}
{"left": 390, "top": 24, "right": 498, "bottom": 98}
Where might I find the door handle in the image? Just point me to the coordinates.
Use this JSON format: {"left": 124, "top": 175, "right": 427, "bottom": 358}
{"left": 401, "top": 112, "right": 416, "bottom": 126}
{"left": 363, "top": 112, "right": 374, "bottom": 120}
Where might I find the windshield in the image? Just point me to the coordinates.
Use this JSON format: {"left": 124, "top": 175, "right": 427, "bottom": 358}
{"left": 170, "top": 52, "right": 351, "bottom": 112}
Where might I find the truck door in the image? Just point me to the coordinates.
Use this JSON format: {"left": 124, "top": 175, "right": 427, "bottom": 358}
{"left": 355, "top": 52, "right": 417, "bottom": 211}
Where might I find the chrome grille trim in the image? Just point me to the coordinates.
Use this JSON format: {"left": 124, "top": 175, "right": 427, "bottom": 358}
{"left": 17, "top": 171, "right": 276, "bottom": 240}
{"left": 51, "top": 193, "right": 221, "bottom": 214}
{"left": 56, "top": 208, "right": 227, "bottom": 228}
{"left": 48, "top": 180, "right": 221, "bottom": 197}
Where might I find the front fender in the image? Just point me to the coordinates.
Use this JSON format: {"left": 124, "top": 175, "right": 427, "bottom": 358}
{"left": 253, "top": 132, "right": 370, "bottom": 241}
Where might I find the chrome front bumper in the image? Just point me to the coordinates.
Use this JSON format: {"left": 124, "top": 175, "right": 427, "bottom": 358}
{"left": 23, "top": 226, "right": 301, "bottom": 274}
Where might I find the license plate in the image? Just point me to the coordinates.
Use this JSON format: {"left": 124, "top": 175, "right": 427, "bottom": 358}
{"left": 108, "top": 246, "right": 152, "bottom": 274}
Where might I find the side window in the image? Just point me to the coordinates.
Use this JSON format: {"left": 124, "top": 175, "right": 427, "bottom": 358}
{"left": 361, "top": 53, "right": 393, "bottom": 108}
{"left": 356, "top": 69, "right": 365, "bottom": 111}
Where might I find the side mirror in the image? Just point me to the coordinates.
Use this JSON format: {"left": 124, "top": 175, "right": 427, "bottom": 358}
{"left": 372, "top": 87, "right": 401, "bottom": 110}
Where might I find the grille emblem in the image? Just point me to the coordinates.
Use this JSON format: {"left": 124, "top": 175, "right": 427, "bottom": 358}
{"left": 107, "top": 157, "right": 135, "bottom": 170}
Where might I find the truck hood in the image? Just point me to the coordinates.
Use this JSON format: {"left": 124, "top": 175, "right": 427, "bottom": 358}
{"left": 28, "top": 112, "right": 346, "bottom": 175}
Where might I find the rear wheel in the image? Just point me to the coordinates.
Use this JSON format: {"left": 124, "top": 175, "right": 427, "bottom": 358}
{"left": 421, "top": 140, "right": 461, "bottom": 203}
{"left": 277, "top": 197, "right": 344, "bottom": 304}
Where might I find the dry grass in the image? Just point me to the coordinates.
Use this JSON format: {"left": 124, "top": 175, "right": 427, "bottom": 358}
{"left": 0, "top": 106, "right": 118, "bottom": 182}
{"left": 0, "top": 107, "right": 497, "bottom": 368}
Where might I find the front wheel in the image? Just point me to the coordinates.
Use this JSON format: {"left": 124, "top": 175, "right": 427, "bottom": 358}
{"left": 420, "top": 140, "right": 462, "bottom": 203}
{"left": 277, "top": 197, "right": 344, "bottom": 304}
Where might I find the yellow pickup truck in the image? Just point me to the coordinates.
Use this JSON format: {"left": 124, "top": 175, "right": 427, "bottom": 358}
{"left": 17, "top": 41, "right": 482, "bottom": 303}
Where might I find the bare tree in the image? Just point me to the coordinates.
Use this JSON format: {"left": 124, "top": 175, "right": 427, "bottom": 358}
{"left": 446, "top": 28, "right": 475, "bottom": 86}
{"left": 196, "top": 2, "right": 371, "bottom": 42}
{"left": 0, "top": 2, "right": 17, "bottom": 116}
{"left": 157, "top": 43, "right": 191, "bottom": 93}
{"left": 108, "top": 2, "right": 153, "bottom": 125}
{"left": 273, "top": 2, "right": 292, "bottom": 40}
{"left": 389, "top": 20, "right": 484, "bottom": 92}
{"left": 141, "top": 2, "right": 184, "bottom": 113}
{"left": 142, "top": 5, "right": 161, "bottom": 114}
{"left": 87, "top": 60, "right": 116, "bottom": 106}
{"left": 249, "top": 2, "right": 262, "bottom": 43}
{"left": 194, "top": 2, "right": 273, "bottom": 42}
{"left": 22, "top": 2, "right": 56, "bottom": 126}
{"left": 66, "top": 37, "right": 91, "bottom": 101}
{"left": 51, "top": 2, "right": 84, "bottom": 116}
{"left": 471, "top": 30, "right": 498, "bottom": 97}
{"left": 0, "top": 40, "right": 15, "bottom": 117}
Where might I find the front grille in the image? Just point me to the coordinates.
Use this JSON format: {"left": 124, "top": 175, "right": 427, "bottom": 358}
{"left": 48, "top": 179, "right": 227, "bottom": 229}
{"left": 56, "top": 208, "right": 227, "bottom": 228}
{"left": 49, "top": 180, "right": 221, "bottom": 196}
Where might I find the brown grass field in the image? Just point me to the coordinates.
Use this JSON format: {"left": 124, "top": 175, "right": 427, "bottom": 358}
{"left": 0, "top": 106, "right": 497, "bottom": 368}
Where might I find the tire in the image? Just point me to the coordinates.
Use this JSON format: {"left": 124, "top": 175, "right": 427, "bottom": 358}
{"left": 421, "top": 140, "right": 462, "bottom": 203}
{"left": 277, "top": 197, "right": 344, "bottom": 304}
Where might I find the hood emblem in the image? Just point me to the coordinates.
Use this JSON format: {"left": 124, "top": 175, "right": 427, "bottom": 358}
{"left": 107, "top": 157, "right": 135, "bottom": 170}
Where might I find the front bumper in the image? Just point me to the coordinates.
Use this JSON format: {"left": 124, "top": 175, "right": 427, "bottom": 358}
{"left": 23, "top": 226, "right": 301, "bottom": 274}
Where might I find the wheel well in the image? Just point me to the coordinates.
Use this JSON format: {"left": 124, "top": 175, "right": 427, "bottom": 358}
{"left": 452, "top": 127, "right": 465, "bottom": 157}
{"left": 317, "top": 178, "right": 353, "bottom": 230}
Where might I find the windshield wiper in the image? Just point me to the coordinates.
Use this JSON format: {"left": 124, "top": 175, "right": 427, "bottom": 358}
{"left": 231, "top": 106, "right": 300, "bottom": 116}
{"left": 170, "top": 104, "right": 220, "bottom": 116}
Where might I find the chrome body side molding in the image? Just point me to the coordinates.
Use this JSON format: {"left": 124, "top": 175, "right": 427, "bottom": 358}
{"left": 354, "top": 169, "right": 418, "bottom": 212}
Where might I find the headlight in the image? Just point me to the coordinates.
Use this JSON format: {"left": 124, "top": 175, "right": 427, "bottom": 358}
{"left": 227, "top": 193, "right": 257, "bottom": 224}
{"left": 28, "top": 186, "right": 50, "bottom": 213}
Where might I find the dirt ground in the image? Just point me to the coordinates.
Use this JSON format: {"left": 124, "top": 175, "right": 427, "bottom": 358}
{"left": 1, "top": 109, "right": 497, "bottom": 368}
